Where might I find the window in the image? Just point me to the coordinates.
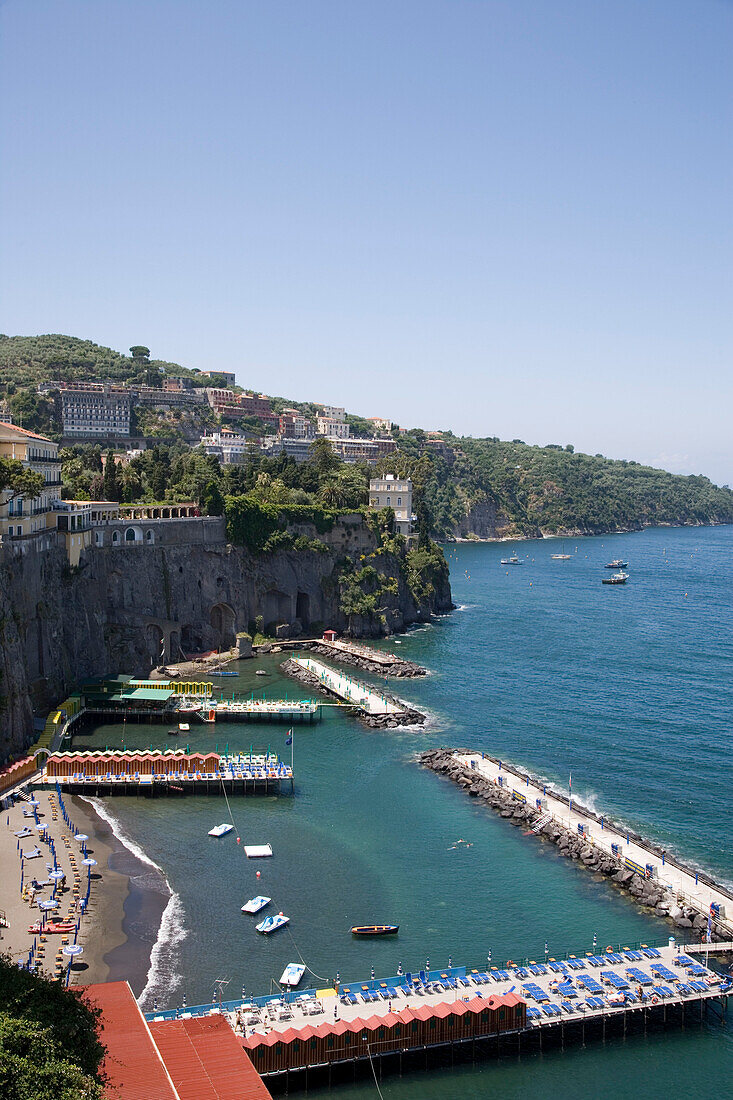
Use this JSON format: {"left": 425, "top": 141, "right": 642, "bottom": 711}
{"left": 397, "top": 497, "right": 401, "bottom": 505}
{"left": 125, "top": 527, "right": 137, "bottom": 542}
{"left": 7, "top": 525, "right": 13, "bottom": 536}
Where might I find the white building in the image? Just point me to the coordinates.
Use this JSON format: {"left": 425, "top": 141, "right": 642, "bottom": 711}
{"left": 369, "top": 473, "right": 413, "bottom": 536}
{"left": 200, "top": 430, "right": 254, "bottom": 464}
{"left": 200, "top": 370, "right": 236, "bottom": 388}
{"left": 368, "top": 417, "right": 393, "bottom": 433}
{"left": 317, "top": 416, "right": 350, "bottom": 439}
{"left": 317, "top": 404, "right": 346, "bottom": 422}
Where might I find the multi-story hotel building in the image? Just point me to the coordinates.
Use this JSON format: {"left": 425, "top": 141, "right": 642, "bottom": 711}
{"left": 316, "top": 416, "right": 350, "bottom": 439}
{"left": 61, "top": 383, "right": 131, "bottom": 437}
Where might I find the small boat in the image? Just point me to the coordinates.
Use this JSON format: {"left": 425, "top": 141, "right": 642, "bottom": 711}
{"left": 602, "top": 572, "right": 629, "bottom": 585}
{"left": 350, "top": 924, "right": 399, "bottom": 936}
{"left": 551, "top": 540, "right": 571, "bottom": 560}
{"left": 256, "top": 912, "right": 289, "bottom": 934}
{"left": 241, "top": 896, "right": 271, "bottom": 914}
{"left": 500, "top": 555, "right": 522, "bottom": 566}
{"left": 279, "top": 963, "right": 306, "bottom": 987}
{"left": 178, "top": 722, "right": 190, "bottom": 732}
{"left": 208, "top": 823, "right": 234, "bottom": 838}
{"left": 167, "top": 729, "right": 179, "bottom": 736}
{"left": 28, "top": 921, "right": 77, "bottom": 935}
{"left": 255, "top": 669, "right": 268, "bottom": 677}
{"left": 212, "top": 670, "right": 238, "bottom": 676}
{"left": 605, "top": 559, "right": 628, "bottom": 569}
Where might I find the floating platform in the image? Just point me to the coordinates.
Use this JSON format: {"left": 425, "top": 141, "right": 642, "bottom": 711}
{"left": 244, "top": 844, "right": 272, "bottom": 859}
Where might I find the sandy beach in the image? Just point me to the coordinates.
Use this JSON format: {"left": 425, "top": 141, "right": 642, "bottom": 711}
{"left": 0, "top": 785, "right": 165, "bottom": 993}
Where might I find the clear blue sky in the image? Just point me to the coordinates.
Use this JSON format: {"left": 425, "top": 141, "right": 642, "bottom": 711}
{"left": 1, "top": 1, "right": 731, "bottom": 485}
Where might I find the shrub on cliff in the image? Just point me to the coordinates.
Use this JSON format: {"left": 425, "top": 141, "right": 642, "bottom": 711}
{"left": 0, "top": 954, "right": 105, "bottom": 1099}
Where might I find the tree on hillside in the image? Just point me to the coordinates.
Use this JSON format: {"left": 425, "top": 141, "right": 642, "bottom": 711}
{"left": 0, "top": 459, "right": 44, "bottom": 503}
{"left": 129, "top": 346, "right": 150, "bottom": 361}
{"left": 308, "top": 436, "right": 339, "bottom": 477}
{"left": 102, "top": 451, "right": 121, "bottom": 502}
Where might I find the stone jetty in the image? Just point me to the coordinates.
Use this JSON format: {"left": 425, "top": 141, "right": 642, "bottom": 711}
{"left": 420, "top": 748, "right": 732, "bottom": 941}
{"left": 281, "top": 658, "right": 425, "bottom": 728}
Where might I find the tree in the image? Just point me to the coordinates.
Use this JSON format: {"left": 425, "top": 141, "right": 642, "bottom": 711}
{"left": 0, "top": 459, "right": 44, "bottom": 503}
{"left": 307, "top": 436, "right": 339, "bottom": 477}
{"left": 102, "top": 451, "right": 121, "bottom": 502}
{"left": 200, "top": 480, "right": 224, "bottom": 516}
{"left": 129, "top": 346, "right": 150, "bottom": 361}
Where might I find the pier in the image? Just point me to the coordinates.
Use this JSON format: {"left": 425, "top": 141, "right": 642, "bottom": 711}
{"left": 458, "top": 751, "right": 733, "bottom": 940}
{"left": 284, "top": 656, "right": 425, "bottom": 727}
{"left": 39, "top": 749, "right": 293, "bottom": 796}
{"left": 145, "top": 939, "right": 731, "bottom": 1090}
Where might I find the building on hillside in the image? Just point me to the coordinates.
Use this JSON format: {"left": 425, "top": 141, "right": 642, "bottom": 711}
{"left": 317, "top": 404, "right": 346, "bottom": 421}
{"left": 61, "top": 383, "right": 131, "bottom": 437}
{"left": 263, "top": 436, "right": 314, "bottom": 463}
{"left": 368, "top": 416, "right": 393, "bottom": 433}
{"left": 279, "top": 409, "right": 313, "bottom": 439}
{"left": 329, "top": 437, "right": 397, "bottom": 465}
{"left": 135, "top": 385, "right": 205, "bottom": 408}
{"left": 200, "top": 429, "right": 255, "bottom": 464}
{"left": 316, "top": 416, "right": 350, "bottom": 438}
{"left": 200, "top": 369, "right": 236, "bottom": 387}
{"left": 0, "top": 423, "right": 95, "bottom": 561}
{"left": 369, "top": 473, "right": 413, "bottom": 536}
{"left": 239, "top": 392, "right": 273, "bottom": 418}
{"left": 0, "top": 401, "right": 12, "bottom": 424}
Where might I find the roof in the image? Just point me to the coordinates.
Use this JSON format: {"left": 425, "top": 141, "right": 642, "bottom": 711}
{"left": 0, "top": 422, "right": 54, "bottom": 442}
{"left": 149, "top": 1015, "right": 272, "bottom": 1100}
{"left": 82, "top": 982, "right": 179, "bottom": 1100}
{"left": 121, "top": 688, "right": 176, "bottom": 702}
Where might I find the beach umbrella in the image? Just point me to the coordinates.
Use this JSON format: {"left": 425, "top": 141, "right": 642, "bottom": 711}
{"left": 49, "top": 869, "right": 65, "bottom": 881}
{"left": 62, "top": 944, "right": 83, "bottom": 959}
{"left": 28, "top": 799, "right": 39, "bottom": 807}
{"left": 38, "top": 899, "right": 59, "bottom": 911}
{"left": 74, "top": 833, "right": 88, "bottom": 842}
{"left": 82, "top": 857, "right": 97, "bottom": 867}
{"left": 35, "top": 823, "right": 49, "bottom": 832}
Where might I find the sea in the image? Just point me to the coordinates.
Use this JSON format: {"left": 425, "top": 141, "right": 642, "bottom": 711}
{"left": 74, "top": 525, "right": 733, "bottom": 1098}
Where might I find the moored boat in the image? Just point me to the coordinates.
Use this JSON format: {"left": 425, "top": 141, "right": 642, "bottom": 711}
{"left": 279, "top": 962, "right": 306, "bottom": 987}
{"left": 605, "top": 559, "right": 628, "bottom": 568}
{"left": 256, "top": 912, "right": 289, "bottom": 934}
{"left": 602, "top": 571, "right": 629, "bottom": 585}
{"left": 241, "top": 895, "right": 271, "bottom": 914}
{"left": 208, "top": 823, "right": 234, "bottom": 838}
{"left": 350, "top": 924, "right": 399, "bottom": 936}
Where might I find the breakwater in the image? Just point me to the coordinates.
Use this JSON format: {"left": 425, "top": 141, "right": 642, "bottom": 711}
{"left": 420, "top": 749, "right": 733, "bottom": 941}
{"left": 281, "top": 657, "right": 425, "bottom": 727}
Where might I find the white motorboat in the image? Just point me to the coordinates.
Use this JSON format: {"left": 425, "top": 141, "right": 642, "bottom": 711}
{"left": 279, "top": 963, "right": 306, "bottom": 987}
{"left": 500, "top": 555, "right": 522, "bottom": 566}
{"left": 208, "top": 823, "right": 234, "bottom": 838}
{"left": 178, "top": 722, "right": 190, "bottom": 732}
{"left": 241, "top": 896, "right": 271, "bottom": 914}
{"left": 255, "top": 669, "right": 268, "bottom": 676}
{"left": 256, "top": 912, "right": 289, "bottom": 934}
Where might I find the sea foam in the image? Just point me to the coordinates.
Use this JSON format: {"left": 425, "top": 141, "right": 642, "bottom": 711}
{"left": 80, "top": 796, "right": 187, "bottom": 1009}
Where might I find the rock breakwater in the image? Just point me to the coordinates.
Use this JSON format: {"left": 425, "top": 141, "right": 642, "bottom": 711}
{"left": 281, "top": 658, "right": 426, "bottom": 728}
{"left": 420, "top": 748, "right": 725, "bottom": 940}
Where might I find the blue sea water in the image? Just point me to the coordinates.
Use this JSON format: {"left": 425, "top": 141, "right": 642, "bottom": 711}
{"left": 77, "top": 525, "right": 733, "bottom": 1097}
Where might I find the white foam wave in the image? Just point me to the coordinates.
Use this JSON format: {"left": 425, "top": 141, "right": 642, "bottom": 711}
{"left": 80, "top": 796, "right": 187, "bottom": 1009}
{"left": 139, "top": 890, "right": 188, "bottom": 1010}
{"left": 81, "top": 796, "right": 164, "bottom": 874}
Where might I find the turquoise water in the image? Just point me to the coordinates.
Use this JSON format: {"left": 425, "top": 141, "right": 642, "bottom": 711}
{"left": 78, "top": 525, "right": 733, "bottom": 1095}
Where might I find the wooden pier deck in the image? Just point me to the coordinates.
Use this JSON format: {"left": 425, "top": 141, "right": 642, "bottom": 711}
{"left": 146, "top": 941, "right": 731, "bottom": 1088}
{"left": 39, "top": 749, "right": 293, "bottom": 796}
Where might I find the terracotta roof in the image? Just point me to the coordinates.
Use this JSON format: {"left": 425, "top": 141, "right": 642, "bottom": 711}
{"left": 0, "top": 422, "right": 54, "bottom": 442}
{"left": 149, "top": 1015, "right": 272, "bottom": 1100}
{"left": 82, "top": 982, "right": 179, "bottom": 1100}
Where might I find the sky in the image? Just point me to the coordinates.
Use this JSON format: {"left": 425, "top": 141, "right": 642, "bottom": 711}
{"left": 1, "top": 1, "right": 731, "bottom": 485}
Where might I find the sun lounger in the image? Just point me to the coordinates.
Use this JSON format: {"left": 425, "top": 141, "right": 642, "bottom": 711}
{"left": 22, "top": 847, "right": 42, "bottom": 859}
{"left": 561, "top": 1001, "right": 575, "bottom": 1013}
{"left": 585, "top": 996, "right": 605, "bottom": 1009}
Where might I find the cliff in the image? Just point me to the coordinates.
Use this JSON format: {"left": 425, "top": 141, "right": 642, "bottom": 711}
{"left": 0, "top": 515, "right": 452, "bottom": 760}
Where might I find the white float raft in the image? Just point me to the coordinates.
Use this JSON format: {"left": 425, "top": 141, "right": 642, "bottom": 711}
{"left": 279, "top": 962, "right": 306, "bottom": 987}
{"left": 244, "top": 844, "right": 273, "bottom": 858}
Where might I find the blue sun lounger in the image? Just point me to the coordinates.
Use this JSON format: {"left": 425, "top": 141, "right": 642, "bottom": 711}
{"left": 652, "top": 985, "right": 674, "bottom": 998}
{"left": 641, "top": 947, "right": 661, "bottom": 959}
{"left": 561, "top": 1001, "right": 575, "bottom": 1014}
{"left": 527, "top": 1006, "right": 542, "bottom": 1020}
{"left": 626, "top": 968, "right": 653, "bottom": 985}
{"left": 585, "top": 996, "right": 605, "bottom": 1009}
{"left": 579, "top": 976, "right": 604, "bottom": 994}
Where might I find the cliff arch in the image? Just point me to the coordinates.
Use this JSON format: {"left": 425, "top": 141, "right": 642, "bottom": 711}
{"left": 210, "top": 603, "right": 236, "bottom": 649}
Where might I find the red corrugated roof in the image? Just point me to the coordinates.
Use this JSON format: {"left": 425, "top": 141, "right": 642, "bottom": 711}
{"left": 149, "top": 1015, "right": 272, "bottom": 1100}
{"left": 82, "top": 982, "right": 179, "bottom": 1100}
{"left": 0, "top": 422, "right": 53, "bottom": 441}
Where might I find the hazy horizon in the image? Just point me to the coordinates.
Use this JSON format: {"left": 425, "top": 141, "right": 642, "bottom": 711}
{"left": 1, "top": 1, "right": 731, "bottom": 485}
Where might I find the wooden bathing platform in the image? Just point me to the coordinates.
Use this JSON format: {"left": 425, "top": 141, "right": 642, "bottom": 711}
{"left": 38, "top": 749, "right": 293, "bottom": 796}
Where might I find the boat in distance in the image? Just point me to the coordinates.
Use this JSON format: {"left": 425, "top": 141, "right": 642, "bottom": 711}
{"left": 500, "top": 555, "right": 522, "bottom": 566}
{"left": 602, "top": 571, "right": 629, "bottom": 585}
{"left": 350, "top": 924, "right": 399, "bottom": 936}
{"left": 605, "top": 559, "right": 628, "bottom": 568}
{"left": 208, "top": 823, "right": 234, "bottom": 838}
{"left": 241, "top": 896, "right": 271, "bottom": 914}
{"left": 279, "top": 962, "right": 307, "bottom": 987}
{"left": 256, "top": 912, "right": 289, "bottom": 934}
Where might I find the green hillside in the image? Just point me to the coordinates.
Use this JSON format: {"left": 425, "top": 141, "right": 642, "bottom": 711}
{"left": 1, "top": 333, "right": 731, "bottom": 538}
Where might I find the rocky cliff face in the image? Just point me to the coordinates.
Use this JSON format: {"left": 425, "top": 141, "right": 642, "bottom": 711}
{"left": 0, "top": 516, "right": 452, "bottom": 759}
